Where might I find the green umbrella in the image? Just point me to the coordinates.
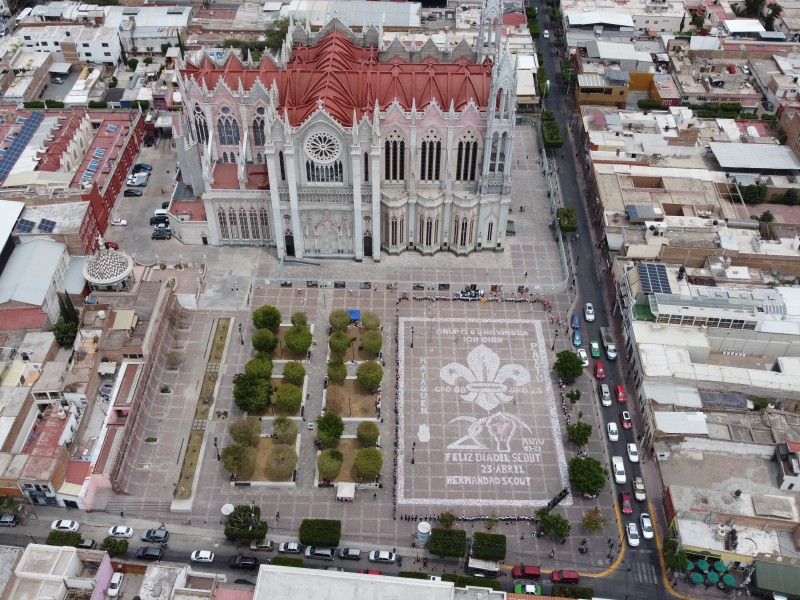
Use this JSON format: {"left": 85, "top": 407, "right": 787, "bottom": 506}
{"left": 714, "top": 561, "right": 726, "bottom": 573}
{"left": 722, "top": 574, "right": 736, "bottom": 587}
{"left": 690, "top": 572, "right": 704, "bottom": 585}
{"left": 697, "top": 559, "right": 710, "bottom": 572}
{"left": 686, "top": 559, "right": 694, "bottom": 572}
{"left": 706, "top": 572, "right": 720, "bottom": 585}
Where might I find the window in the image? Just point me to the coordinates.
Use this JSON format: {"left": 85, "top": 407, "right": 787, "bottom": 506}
{"left": 487, "top": 222, "right": 493, "bottom": 242}
{"left": 364, "top": 152, "right": 369, "bottom": 183}
{"left": 85, "top": 52, "right": 92, "bottom": 57}
{"left": 384, "top": 131, "right": 405, "bottom": 181}
{"left": 104, "top": 52, "right": 111, "bottom": 57}
{"left": 41, "top": 41, "right": 47, "bottom": 46}
{"left": 54, "top": 41, "right": 59, "bottom": 46}
{"left": 221, "top": 152, "right": 228, "bottom": 163}
{"left": 23, "top": 35, "right": 30, "bottom": 40}
{"left": 249, "top": 209, "right": 259, "bottom": 239}
{"left": 420, "top": 131, "right": 442, "bottom": 182}
{"left": 217, "top": 110, "right": 240, "bottom": 146}
{"left": 239, "top": 208, "right": 250, "bottom": 239}
{"left": 102, "top": 42, "right": 109, "bottom": 47}
{"left": 390, "top": 217, "right": 398, "bottom": 245}
{"left": 259, "top": 208, "right": 270, "bottom": 240}
{"left": 279, "top": 151, "right": 286, "bottom": 181}
{"left": 456, "top": 133, "right": 479, "bottom": 181}
{"left": 305, "top": 159, "right": 343, "bottom": 183}
{"left": 252, "top": 116, "right": 265, "bottom": 146}
{"left": 228, "top": 208, "right": 239, "bottom": 238}
{"left": 194, "top": 104, "right": 208, "bottom": 143}
{"left": 82, "top": 43, "right": 90, "bottom": 47}
{"left": 217, "top": 208, "right": 229, "bottom": 239}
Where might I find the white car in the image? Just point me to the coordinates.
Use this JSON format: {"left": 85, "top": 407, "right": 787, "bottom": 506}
{"left": 584, "top": 303, "right": 595, "bottom": 322}
{"left": 368, "top": 550, "right": 396, "bottom": 564}
{"left": 108, "top": 572, "right": 123, "bottom": 597}
{"left": 640, "top": 513, "right": 654, "bottom": 540}
{"left": 612, "top": 456, "right": 626, "bottom": 484}
{"left": 607, "top": 422, "right": 619, "bottom": 442}
{"left": 110, "top": 218, "right": 127, "bottom": 226}
{"left": 543, "top": 29, "right": 550, "bottom": 39}
{"left": 278, "top": 542, "right": 302, "bottom": 554}
{"left": 108, "top": 525, "right": 133, "bottom": 539}
{"left": 626, "top": 522, "right": 640, "bottom": 547}
{"left": 191, "top": 550, "right": 215, "bottom": 563}
{"left": 626, "top": 443, "right": 640, "bottom": 463}
{"left": 51, "top": 519, "right": 79, "bottom": 532}
{"left": 577, "top": 348, "right": 589, "bottom": 367}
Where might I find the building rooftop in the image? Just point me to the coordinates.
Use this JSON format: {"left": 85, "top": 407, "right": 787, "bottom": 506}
{"left": 18, "top": 202, "right": 89, "bottom": 236}
{"left": 69, "top": 112, "right": 137, "bottom": 191}
{"left": 708, "top": 142, "right": 800, "bottom": 172}
{"left": 103, "top": 5, "right": 192, "bottom": 30}
{"left": 137, "top": 563, "right": 184, "bottom": 600}
{"left": 278, "top": 0, "right": 422, "bottom": 28}
{"left": 0, "top": 239, "right": 65, "bottom": 307}
{"left": 653, "top": 411, "right": 710, "bottom": 435}
{"left": 676, "top": 517, "right": 780, "bottom": 558}
{"left": 11, "top": 23, "right": 118, "bottom": 45}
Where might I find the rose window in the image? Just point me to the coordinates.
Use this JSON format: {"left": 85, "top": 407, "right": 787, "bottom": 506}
{"left": 305, "top": 132, "right": 341, "bottom": 164}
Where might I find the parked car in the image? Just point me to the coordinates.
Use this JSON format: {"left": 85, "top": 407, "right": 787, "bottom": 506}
{"left": 339, "top": 547, "right": 362, "bottom": 560}
{"left": 110, "top": 218, "right": 127, "bottom": 226}
{"left": 589, "top": 340, "right": 601, "bottom": 358}
{"left": 249, "top": 538, "right": 274, "bottom": 552}
{"left": 278, "top": 542, "right": 302, "bottom": 554}
{"left": 0, "top": 514, "right": 19, "bottom": 527}
{"left": 76, "top": 538, "right": 96, "bottom": 549}
{"left": 52, "top": 77, "right": 64, "bottom": 85}
{"left": 742, "top": 64, "right": 751, "bottom": 74}
{"left": 229, "top": 555, "right": 259, "bottom": 569}
{"left": 191, "top": 550, "right": 215, "bottom": 563}
{"left": 152, "top": 230, "right": 172, "bottom": 240}
{"left": 511, "top": 564, "right": 541, "bottom": 579}
{"left": 572, "top": 330, "right": 582, "bottom": 347}
{"left": 543, "top": 30, "right": 550, "bottom": 39}
{"left": 104, "top": 241, "right": 119, "bottom": 250}
{"left": 626, "top": 443, "right": 640, "bottom": 463}
{"left": 368, "top": 550, "right": 395, "bottom": 564}
{"left": 594, "top": 362, "right": 605, "bottom": 380}
{"left": 304, "top": 546, "right": 335, "bottom": 561}
{"left": 550, "top": 569, "right": 579, "bottom": 584}
{"left": 607, "top": 422, "right": 619, "bottom": 442}
{"left": 640, "top": 513, "right": 654, "bottom": 540}
{"left": 514, "top": 583, "right": 542, "bottom": 595}
{"left": 161, "top": 201, "right": 170, "bottom": 209}
{"left": 612, "top": 456, "right": 626, "bottom": 484}
{"left": 616, "top": 385, "right": 627, "bottom": 403}
{"left": 626, "top": 522, "right": 640, "bottom": 547}
{"left": 762, "top": 100, "right": 775, "bottom": 111}
{"left": 123, "top": 189, "right": 143, "bottom": 197}
{"left": 584, "top": 303, "right": 595, "bottom": 322}
{"left": 135, "top": 546, "right": 164, "bottom": 561}
{"left": 620, "top": 411, "right": 632, "bottom": 429}
{"left": 108, "top": 526, "right": 133, "bottom": 539}
{"left": 359, "top": 569, "right": 382, "bottom": 575}
{"left": 577, "top": 349, "right": 588, "bottom": 367}
{"left": 51, "top": 520, "right": 79, "bottom": 532}
{"left": 619, "top": 491, "right": 633, "bottom": 515}
{"left": 141, "top": 529, "right": 169, "bottom": 543}
{"left": 322, "top": 566, "right": 345, "bottom": 571}
{"left": 571, "top": 313, "right": 580, "bottom": 330}
{"left": 108, "top": 572, "right": 123, "bottom": 597}
{"left": 132, "top": 163, "right": 153, "bottom": 173}
{"left": 633, "top": 477, "right": 646, "bottom": 502}
{"left": 150, "top": 215, "right": 169, "bottom": 226}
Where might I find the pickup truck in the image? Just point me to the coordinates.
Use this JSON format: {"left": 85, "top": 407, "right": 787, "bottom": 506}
{"left": 633, "top": 477, "right": 646, "bottom": 502}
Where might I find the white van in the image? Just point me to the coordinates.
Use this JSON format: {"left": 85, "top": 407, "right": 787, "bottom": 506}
{"left": 154, "top": 209, "right": 169, "bottom": 217}
{"left": 612, "top": 456, "right": 626, "bottom": 484}
{"left": 598, "top": 384, "right": 611, "bottom": 407}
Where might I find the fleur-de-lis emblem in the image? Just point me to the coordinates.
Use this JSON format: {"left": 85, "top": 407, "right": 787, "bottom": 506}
{"left": 440, "top": 345, "right": 530, "bottom": 412}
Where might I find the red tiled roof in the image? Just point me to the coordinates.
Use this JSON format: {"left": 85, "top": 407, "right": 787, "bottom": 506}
{"left": 787, "top": 441, "right": 800, "bottom": 453}
{"left": 182, "top": 31, "right": 493, "bottom": 126}
{"left": 65, "top": 460, "right": 92, "bottom": 485}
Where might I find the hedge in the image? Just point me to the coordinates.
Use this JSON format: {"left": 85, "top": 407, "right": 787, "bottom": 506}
{"left": 551, "top": 584, "right": 594, "bottom": 598}
{"left": 557, "top": 207, "right": 578, "bottom": 232}
{"left": 637, "top": 99, "right": 663, "bottom": 109}
{"left": 441, "top": 574, "right": 501, "bottom": 591}
{"left": 542, "top": 120, "right": 563, "bottom": 148}
{"left": 298, "top": 518, "right": 341, "bottom": 547}
{"left": 471, "top": 532, "right": 506, "bottom": 561}
{"left": 271, "top": 556, "right": 304, "bottom": 568}
{"left": 398, "top": 571, "right": 430, "bottom": 579}
{"left": 537, "top": 67, "right": 548, "bottom": 97}
{"left": 428, "top": 528, "right": 467, "bottom": 558}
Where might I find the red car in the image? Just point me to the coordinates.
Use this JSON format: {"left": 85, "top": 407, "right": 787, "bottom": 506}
{"left": 359, "top": 570, "right": 381, "bottom": 575}
{"left": 619, "top": 491, "right": 632, "bottom": 514}
{"left": 620, "top": 411, "right": 632, "bottom": 429}
{"left": 616, "top": 385, "right": 627, "bottom": 403}
{"left": 512, "top": 564, "right": 541, "bottom": 579}
{"left": 104, "top": 241, "right": 119, "bottom": 250}
{"left": 594, "top": 362, "right": 605, "bottom": 380}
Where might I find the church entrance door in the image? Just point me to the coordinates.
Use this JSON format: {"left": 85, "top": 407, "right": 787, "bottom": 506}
{"left": 363, "top": 235, "right": 373, "bottom": 257}
{"left": 284, "top": 234, "right": 295, "bottom": 257}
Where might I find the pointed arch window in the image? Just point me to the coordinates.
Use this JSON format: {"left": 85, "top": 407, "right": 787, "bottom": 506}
{"left": 249, "top": 208, "right": 260, "bottom": 240}
{"left": 194, "top": 104, "right": 208, "bottom": 143}
{"left": 487, "top": 221, "right": 494, "bottom": 243}
{"left": 390, "top": 217, "right": 398, "bottom": 246}
{"left": 460, "top": 217, "right": 468, "bottom": 246}
{"left": 364, "top": 152, "right": 369, "bottom": 183}
{"left": 253, "top": 117, "right": 265, "bottom": 147}
{"left": 384, "top": 131, "right": 405, "bottom": 182}
{"left": 456, "top": 134, "right": 479, "bottom": 181}
{"left": 228, "top": 207, "right": 239, "bottom": 239}
{"left": 239, "top": 208, "right": 250, "bottom": 239}
{"left": 279, "top": 151, "right": 286, "bottom": 181}
{"left": 218, "top": 107, "right": 240, "bottom": 146}
{"left": 259, "top": 208, "right": 271, "bottom": 241}
{"left": 420, "top": 131, "right": 442, "bottom": 182}
{"left": 217, "top": 208, "right": 229, "bottom": 240}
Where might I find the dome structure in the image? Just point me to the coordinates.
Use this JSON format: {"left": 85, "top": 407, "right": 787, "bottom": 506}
{"left": 83, "top": 249, "right": 134, "bottom": 290}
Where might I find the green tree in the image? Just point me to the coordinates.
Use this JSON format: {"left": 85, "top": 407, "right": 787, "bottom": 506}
{"left": 361, "top": 311, "right": 380, "bottom": 330}
{"left": 291, "top": 312, "right": 307, "bottom": 327}
{"left": 757, "top": 210, "right": 775, "bottom": 223}
{"left": 569, "top": 456, "right": 608, "bottom": 496}
{"left": 663, "top": 533, "right": 688, "bottom": 571}
{"left": 245, "top": 356, "right": 273, "bottom": 379}
{"left": 327, "top": 360, "right": 347, "bottom": 383}
{"left": 317, "top": 449, "right": 344, "bottom": 479}
{"left": 46, "top": 531, "right": 81, "bottom": 546}
{"left": 428, "top": 528, "right": 467, "bottom": 558}
{"left": 353, "top": 447, "right": 383, "bottom": 479}
{"left": 282, "top": 361, "right": 305, "bottom": 386}
{"left": 127, "top": 57, "right": 139, "bottom": 70}
{"left": 273, "top": 415, "right": 298, "bottom": 444}
{"left": 232, "top": 372, "right": 272, "bottom": 412}
{"left": 356, "top": 361, "right": 383, "bottom": 392}
{"left": 567, "top": 422, "right": 593, "bottom": 447}
{"left": 471, "top": 532, "right": 506, "bottom": 561}
{"left": 582, "top": 508, "right": 609, "bottom": 534}
{"left": 329, "top": 331, "right": 353, "bottom": 357}
{"left": 253, "top": 305, "right": 282, "bottom": 331}
{"left": 554, "top": 350, "right": 584, "bottom": 384}
{"left": 221, "top": 443, "right": 256, "bottom": 478}
{"left": 329, "top": 309, "right": 351, "bottom": 332}
{"left": 285, "top": 325, "right": 312, "bottom": 354}
{"left": 275, "top": 384, "right": 302, "bottom": 415}
{"left": 743, "top": 0, "right": 766, "bottom": 16}
{"left": 537, "top": 508, "right": 571, "bottom": 540}
{"left": 439, "top": 511, "right": 456, "bottom": 529}
{"left": 567, "top": 389, "right": 582, "bottom": 404}
{"left": 264, "top": 17, "right": 290, "bottom": 52}
{"left": 224, "top": 504, "right": 268, "bottom": 541}
{"left": 356, "top": 421, "right": 380, "bottom": 447}
{"left": 229, "top": 416, "right": 261, "bottom": 447}
{"left": 252, "top": 329, "right": 278, "bottom": 355}
{"left": 53, "top": 321, "right": 78, "bottom": 348}
{"left": 265, "top": 444, "right": 297, "bottom": 479}
{"left": 360, "top": 330, "right": 383, "bottom": 355}
{"left": 161, "top": 42, "right": 170, "bottom": 53}
{"left": 99, "top": 537, "right": 129, "bottom": 557}
{"left": 143, "top": 56, "right": 153, "bottom": 65}
{"left": 317, "top": 412, "right": 344, "bottom": 448}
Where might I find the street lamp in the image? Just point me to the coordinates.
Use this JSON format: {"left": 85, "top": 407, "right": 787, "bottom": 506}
{"left": 411, "top": 442, "right": 416, "bottom": 465}
{"left": 552, "top": 330, "right": 558, "bottom": 351}
{"left": 410, "top": 327, "right": 415, "bottom": 349}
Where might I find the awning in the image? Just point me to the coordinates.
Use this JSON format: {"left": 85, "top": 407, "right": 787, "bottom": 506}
{"left": 48, "top": 62, "right": 72, "bottom": 74}
{"left": 348, "top": 309, "right": 360, "bottom": 321}
{"left": 97, "top": 362, "right": 117, "bottom": 376}
{"left": 336, "top": 482, "right": 355, "bottom": 500}
{"left": 155, "top": 115, "right": 173, "bottom": 129}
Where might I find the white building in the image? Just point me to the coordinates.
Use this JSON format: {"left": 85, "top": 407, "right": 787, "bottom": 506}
{"left": 103, "top": 5, "right": 192, "bottom": 53}
{"left": 560, "top": 0, "right": 687, "bottom": 34}
{"left": 12, "top": 25, "right": 121, "bottom": 65}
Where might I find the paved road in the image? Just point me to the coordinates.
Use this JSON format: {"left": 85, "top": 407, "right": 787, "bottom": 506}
{"left": 534, "top": 2, "right": 669, "bottom": 598}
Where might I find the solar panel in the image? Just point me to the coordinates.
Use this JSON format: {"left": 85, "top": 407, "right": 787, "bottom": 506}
{"left": 93, "top": 148, "right": 106, "bottom": 158}
{"left": 15, "top": 218, "right": 35, "bottom": 233}
{"left": 107, "top": 124, "right": 118, "bottom": 132}
{"left": 82, "top": 171, "right": 95, "bottom": 180}
{"left": 38, "top": 219, "right": 57, "bottom": 233}
{"left": 87, "top": 159, "right": 100, "bottom": 171}
{"left": 4, "top": 135, "right": 14, "bottom": 142}
{"left": 15, "top": 116, "right": 26, "bottom": 124}
{"left": 637, "top": 263, "right": 672, "bottom": 295}
{"left": 0, "top": 112, "right": 44, "bottom": 181}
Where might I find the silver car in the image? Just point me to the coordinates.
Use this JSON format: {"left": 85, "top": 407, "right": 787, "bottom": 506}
{"left": 626, "top": 522, "right": 640, "bottom": 547}
{"left": 368, "top": 550, "right": 396, "bottom": 563}
{"left": 640, "top": 513, "right": 654, "bottom": 540}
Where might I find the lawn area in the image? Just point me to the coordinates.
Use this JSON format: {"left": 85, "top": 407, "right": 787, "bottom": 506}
{"left": 325, "top": 379, "right": 377, "bottom": 418}
{"left": 333, "top": 327, "right": 381, "bottom": 362}
{"left": 328, "top": 438, "right": 363, "bottom": 484}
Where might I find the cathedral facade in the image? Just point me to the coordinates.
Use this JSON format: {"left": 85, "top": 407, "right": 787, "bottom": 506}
{"left": 176, "top": 0, "right": 517, "bottom": 261}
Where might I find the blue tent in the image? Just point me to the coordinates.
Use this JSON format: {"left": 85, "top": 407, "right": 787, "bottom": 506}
{"left": 348, "top": 309, "right": 361, "bottom": 322}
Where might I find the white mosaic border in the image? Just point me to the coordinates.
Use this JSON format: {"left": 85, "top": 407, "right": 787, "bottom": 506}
{"left": 396, "top": 317, "right": 571, "bottom": 508}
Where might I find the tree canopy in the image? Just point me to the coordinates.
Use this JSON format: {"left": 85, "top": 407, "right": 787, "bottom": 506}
{"left": 273, "top": 415, "right": 298, "bottom": 444}
{"left": 232, "top": 372, "right": 272, "bottom": 412}
{"left": 554, "top": 350, "right": 584, "bottom": 384}
{"left": 282, "top": 361, "right": 305, "bottom": 386}
{"left": 356, "top": 361, "right": 383, "bottom": 392}
{"left": 229, "top": 416, "right": 261, "bottom": 447}
{"left": 221, "top": 443, "right": 256, "bottom": 478}
{"left": 353, "top": 447, "right": 383, "bottom": 479}
{"left": 566, "top": 422, "right": 593, "bottom": 448}
{"left": 360, "top": 330, "right": 383, "bottom": 355}
{"left": 252, "top": 305, "right": 282, "bottom": 332}
{"left": 316, "top": 449, "right": 343, "bottom": 479}
{"left": 327, "top": 360, "right": 347, "bottom": 383}
{"left": 356, "top": 421, "right": 380, "bottom": 447}
{"left": 224, "top": 504, "right": 268, "bottom": 541}
{"left": 285, "top": 325, "right": 312, "bottom": 355}
{"left": 360, "top": 311, "right": 380, "bottom": 330}
{"left": 329, "top": 309, "right": 351, "bottom": 332}
{"left": 317, "top": 412, "right": 344, "bottom": 448}
{"left": 244, "top": 356, "right": 273, "bottom": 379}
{"left": 568, "top": 456, "right": 608, "bottom": 496}
{"left": 252, "top": 328, "right": 278, "bottom": 355}
{"left": 275, "top": 383, "right": 302, "bottom": 415}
